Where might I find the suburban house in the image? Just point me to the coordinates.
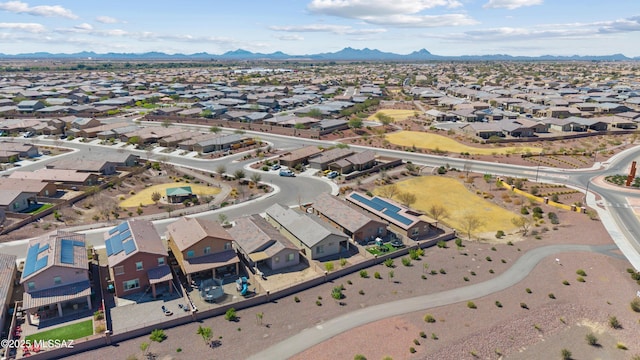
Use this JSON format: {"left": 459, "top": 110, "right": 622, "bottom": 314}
{"left": 105, "top": 219, "right": 173, "bottom": 298}
{"left": 0, "top": 178, "right": 57, "bottom": 197}
{"left": 311, "top": 192, "right": 387, "bottom": 244}
{"left": 308, "top": 148, "right": 354, "bottom": 170}
{"left": 20, "top": 231, "right": 92, "bottom": 324}
{"left": 46, "top": 158, "right": 117, "bottom": 175}
{"left": 278, "top": 146, "right": 323, "bottom": 168}
{"left": 9, "top": 169, "right": 100, "bottom": 186}
{"left": 0, "top": 142, "right": 39, "bottom": 158}
{"left": 265, "top": 203, "right": 349, "bottom": 260}
{"left": 228, "top": 214, "right": 300, "bottom": 271}
{"left": 0, "top": 190, "right": 37, "bottom": 213}
{"left": 165, "top": 217, "right": 239, "bottom": 284}
{"left": 327, "top": 150, "right": 377, "bottom": 174}
{"left": 345, "top": 192, "right": 435, "bottom": 241}
{"left": 0, "top": 253, "right": 17, "bottom": 332}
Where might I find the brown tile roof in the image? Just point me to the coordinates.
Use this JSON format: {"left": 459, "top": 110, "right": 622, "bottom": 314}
{"left": 279, "top": 146, "right": 323, "bottom": 162}
{"left": 181, "top": 250, "right": 239, "bottom": 274}
{"left": 105, "top": 219, "right": 166, "bottom": 268}
{"left": 165, "top": 217, "right": 233, "bottom": 251}
{"left": 22, "top": 280, "right": 91, "bottom": 310}
{"left": 228, "top": 214, "right": 298, "bottom": 255}
{"left": 313, "top": 193, "right": 386, "bottom": 234}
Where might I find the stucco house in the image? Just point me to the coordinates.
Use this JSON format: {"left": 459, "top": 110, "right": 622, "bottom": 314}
{"left": 20, "top": 231, "right": 92, "bottom": 324}
{"left": 105, "top": 219, "right": 173, "bottom": 298}
{"left": 228, "top": 214, "right": 300, "bottom": 271}
{"left": 265, "top": 203, "right": 349, "bottom": 260}
{"left": 165, "top": 217, "right": 239, "bottom": 284}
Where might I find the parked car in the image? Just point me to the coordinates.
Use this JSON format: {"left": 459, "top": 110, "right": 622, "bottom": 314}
{"left": 390, "top": 239, "right": 405, "bottom": 248}
{"left": 326, "top": 171, "right": 339, "bottom": 179}
{"left": 23, "top": 131, "right": 35, "bottom": 138}
{"left": 279, "top": 169, "right": 295, "bottom": 177}
{"left": 271, "top": 164, "right": 281, "bottom": 171}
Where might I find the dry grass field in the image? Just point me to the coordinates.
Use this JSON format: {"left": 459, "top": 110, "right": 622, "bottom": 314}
{"left": 374, "top": 176, "right": 519, "bottom": 237}
{"left": 119, "top": 183, "right": 221, "bottom": 207}
{"left": 368, "top": 109, "right": 418, "bottom": 122}
{"left": 386, "top": 131, "right": 543, "bottom": 155}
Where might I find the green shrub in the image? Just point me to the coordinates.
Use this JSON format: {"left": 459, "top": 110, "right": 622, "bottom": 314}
{"left": 562, "top": 280, "right": 570, "bottom": 286}
{"left": 325, "top": 262, "right": 334, "bottom": 272}
{"left": 384, "top": 258, "right": 394, "bottom": 267}
{"left": 577, "top": 276, "right": 585, "bottom": 282}
{"left": 455, "top": 238, "right": 463, "bottom": 247}
{"left": 489, "top": 269, "right": 494, "bottom": 274}
{"left": 520, "top": 302, "right": 528, "bottom": 309}
{"left": 431, "top": 333, "right": 438, "bottom": 340}
{"left": 495, "top": 230, "right": 505, "bottom": 239}
{"left": 561, "top": 349, "right": 572, "bottom": 360}
{"left": 436, "top": 240, "right": 447, "bottom": 248}
{"left": 359, "top": 270, "right": 368, "bottom": 278}
{"left": 316, "top": 300, "right": 322, "bottom": 306}
{"left": 525, "top": 288, "right": 532, "bottom": 294}
{"left": 495, "top": 301, "right": 502, "bottom": 308}
{"left": 419, "top": 331, "right": 426, "bottom": 338}
{"left": 439, "top": 268, "right": 446, "bottom": 274}
{"left": 409, "top": 347, "right": 416, "bottom": 353}
{"left": 467, "top": 301, "right": 477, "bottom": 309}
{"left": 548, "top": 293, "right": 556, "bottom": 299}
{"left": 294, "top": 296, "right": 300, "bottom": 303}
{"left": 485, "top": 256, "right": 492, "bottom": 262}
{"left": 424, "top": 314, "right": 436, "bottom": 323}
{"left": 225, "top": 308, "right": 237, "bottom": 321}
{"left": 630, "top": 298, "right": 640, "bottom": 312}
{"left": 609, "top": 316, "right": 622, "bottom": 329}
{"left": 374, "top": 272, "right": 382, "bottom": 279}
{"left": 463, "top": 277, "right": 469, "bottom": 282}
{"left": 413, "top": 339, "right": 420, "bottom": 346}
{"left": 359, "top": 290, "right": 365, "bottom": 295}
{"left": 402, "top": 257, "right": 412, "bottom": 266}
{"left": 585, "top": 332, "right": 599, "bottom": 346}
{"left": 576, "top": 269, "right": 587, "bottom": 276}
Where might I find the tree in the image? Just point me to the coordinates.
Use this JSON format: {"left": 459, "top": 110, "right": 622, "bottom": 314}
{"left": 397, "top": 191, "right": 417, "bottom": 207}
{"left": 463, "top": 161, "right": 473, "bottom": 181}
{"left": 209, "top": 126, "right": 221, "bottom": 134}
{"left": 483, "top": 174, "right": 493, "bottom": 190}
{"left": 197, "top": 325, "right": 213, "bottom": 347}
{"left": 149, "top": 329, "right": 166, "bottom": 342}
{"left": 306, "top": 108, "right": 323, "bottom": 119}
{"left": 151, "top": 191, "right": 161, "bottom": 204}
{"left": 428, "top": 204, "right": 449, "bottom": 229}
{"left": 511, "top": 216, "right": 532, "bottom": 236}
{"left": 216, "top": 165, "right": 226, "bottom": 177}
{"left": 377, "top": 183, "right": 399, "bottom": 199}
{"left": 234, "top": 169, "right": 246, "bottom": 180}
{"left": 459, "top": 212, "right": 484, "bottom": 240}
{"left": 348, "top": 117, "right": 363, "bottom": 132}
{"left": 250, "top": 173, "right": 262, "bottom": 185}
{"left": 375, "top": 112, "right": 393, "bottom": 127}
{"left": 224, "top": 308, "right": 237, "bottom": 321}
{"left": 256, "top": 312, "right": 264, "bottom": 326}
{"left": 140, "top": 342, "right": 150, "bottom": 358}
{"left": 163, "top": 204, "right": 175, "bottom": 217}
{"left": 161, "top": 119, "right": 171, "bottom": 128}
{"left": 218, "top": 213, "right": 229, "bottom": 225}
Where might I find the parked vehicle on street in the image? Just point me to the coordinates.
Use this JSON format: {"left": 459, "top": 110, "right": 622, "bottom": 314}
{"left": 279, "top": 169, "right": 295, "bottom": 177}
{"left": 326, "top": 171, "right": 339, "bottom": 179}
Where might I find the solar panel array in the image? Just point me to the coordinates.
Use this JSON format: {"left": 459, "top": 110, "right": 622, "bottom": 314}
{"left": 349, "top": 193, "right": 415, "bottom": 227}
{"left": 105, "top": 222, "right": 137, "bottom": 257}
{"left": 60, "top": 239, "right": 84, "bottom": 264}
{"left": 22, "top": 243, "right": 50, "bottom": 278}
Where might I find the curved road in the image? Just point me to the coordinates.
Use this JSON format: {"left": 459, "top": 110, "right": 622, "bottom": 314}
{"left": 248, "top": 244, "right": 620, "bottom": 360}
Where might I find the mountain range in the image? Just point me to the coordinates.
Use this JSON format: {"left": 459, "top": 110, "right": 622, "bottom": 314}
{"left": 0, "top": 47, "right": 638, "bottom": 61}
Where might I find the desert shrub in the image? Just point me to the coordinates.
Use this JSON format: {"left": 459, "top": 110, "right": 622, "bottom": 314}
{"left": 525, "top": 288, "right": 532, "bottom": 294}
{"left": 359, "top": 270, "right": 368, "bottom": 278}
{"left": 455, "top": 238, "right": 463, "bottom": 247}
{"left": 358, "top": 289, "right": 365, "bottom": 295}
{"left": 467, "top": 301, "right": 477, "bottom": 309}
{"left": 463, "top": 277, "right": 469, "bottom": 282}
{"left": 413, "top": 339, "right": 420, "bottom": 346}
{"left": 489, "top": 269, "right": 494, "bottom": 274}
{"left": 585, "top": 332, "right": 599, "bottom": 346}
{"left": 562, "top": 280, "right": 570, "bottom": 286}
{"left": 495, "top": 230, "right": 505, "bottom": 239}
{"left": 439, "top": 268, "right": 446, "bottom": 274}
{"left": 495, "top": 301, "right": 502, "bottom": 308}
{"left": 374, "top": 272, "right": 382, "bottom": 279}
{"left": 548, "top": 293, "right": 556, "bottom": 299}
{"left": 224, "top": 308, "right": 237, "bottom": 321}
{"left": 383, "top": 258, "right": 394, "bottom": 267}
{"left": 577, "top": 276, "right": 585, "bottom": 282}
{"left": 520, "top": 302, "right": 528, "bottom": 309}
{"left": 616, "top": 342, "right": 628, "bottom": 350}
{"left": 485, "top": 256, "right": 492, "bottom": 262}
{"left": 424, "top": 314, "right": 436, "bottom": 323}
{"left": 520, "top": 206, "right": 529, "bottom": 215}
{"left": 409, "top": 347, "right": 416, "bottom": 353}
{"left": 402, "top": 257, "right": 412, "bottom": 266}
{"left": 630, "top": 298, "right": 640, "bottom": 312}
{"left": 436, "top": 240, "right": 447, "bottom": 248}
{"left": 609, "top": 316, "right": 622, "bottom": 329}
{"left": 294, "top": 296, "right": 300, "bottom": 303}
{"left": 576, "top": 269, "right": 587, "bottom": 276}
{"left": 420, "top": 331, "right": 426, "bottom": 338}
{"left": 561, "top": 349, "right": 572, "bottom": 360}
{"left": 325, "top": 262, "right": 334, "bottom": 272}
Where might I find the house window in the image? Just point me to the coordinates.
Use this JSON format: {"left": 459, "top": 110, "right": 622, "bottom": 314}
{"left": 423, "top": 225, "right": 428, "bottom": 231}
{"left": 224, "top": 242, "right": 232, "bottom": 250}
{"left": 123, "top": 279, "right": 140, "bottom": 291}
{"left": 378, "top": 227, "right": 384, "bottom": 234}
{"left": 186, "top": 250, "right": 195, "bottom": 258}
{"left": 316, "top": 245, "right": 324, "bottom": 254}
{"left": 135, "top": 261, "right": 143, "bottom": 271}
{"left": 27, "top": 282, "right": 35, "bottom": 291}
{"left": 274, "top": 256, "right": 279, "bottom": 263}
{"left": 157, "top": 257, "right": 165, "bottom": 266}
{"left": 412, "top": 228, "right": 419, "bottom": 237}
{"left": 204, "top": 246, "right": 211, "bottom": 255}
{"left": 287, "top": 253, "right": 295, "bottom": 262}
{"left": 114, "top": 266, "right": 125, "bottom": 275}
{"left": 54, "top": 276, "right": 62, "bottom": 285}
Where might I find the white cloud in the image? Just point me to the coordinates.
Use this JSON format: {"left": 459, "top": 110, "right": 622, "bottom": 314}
{"left": 95, "top": 16, "right": 121, "bottom": 24}
{"left": 308, "top": 0, "right": 461, "bottom": 17}
{"left": 0, "top": 1, "right": 77, "bottom": 19}
{"left": 270, "top": 24, "right": 386, "bottom": 35}
{"left": 307, "top": 0, "right": 474, "bottom": 28}
{"left": 0, "top": 22, "right": 45, "bottom": 32}
{"left": 74, "top": 23, "right": 92, "bottom": 31}
{"left": 362, "top": 13, "right": 477, "bottom": 27}
{"left": 276, "top": 34, "right": 304, "bottom": 41}
{"left": 483, "top": 0, "right": 543, "bottom": 10}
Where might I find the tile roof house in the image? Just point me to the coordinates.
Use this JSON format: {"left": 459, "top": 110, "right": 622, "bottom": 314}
{"left": 311, "top": 193, "right": 387, "bottom": 244}
{"left": 328, "top": 150, "right": 377, "bottom": 174}
{"left": 0, "top": 178, "right": 57, "bottom": 197}
{"left": 0, "top": 189, "right": 37, "bottom": 213}
{"left": 165, "top": 217, "right": 239, "bottom": 284}
{"left": 308, "top": 148, "right": 354, "bottom": 171}
{"left": 265, "top": 203, "right": 349, "bottom": 260}
{"left": 278, "top": 146, "right": 323, "bottom": 168}
{"left": 105, "top": 219, "right": 173, "bottom": 298}
{"left": 9, "top": 169, "right": 99, "bottom": 186}
{"left": 228, "top": 214, "right": 300, "bottom": 271}
{"left": 20, "top": 231, "right": 92, "bottom": 324}
{"left": 346, "top": 192, "right": 435, "bottom": 241}
{"left": 0, "top": 253, "right": 17, "bottom": 332}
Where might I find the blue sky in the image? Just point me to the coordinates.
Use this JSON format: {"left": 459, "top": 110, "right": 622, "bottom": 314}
{"left": 0, "top": 0, "right": 639, "bottom": 56}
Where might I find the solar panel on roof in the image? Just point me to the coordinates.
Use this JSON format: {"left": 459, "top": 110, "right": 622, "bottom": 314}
{"left": 73, "top": 240, "right": 85, "bottom": 247}
{"left": 22, "top": 244, "right": 41, "bottom": 277}
{"left": 350, "top": 193, "right": 384, "bottom": 211}
{"left": 60, "top": 239, "right": 75, "bottom": 264}
{"left": 383, "top": 209, "right": 413, "bottom": 225}
{"left": 105, "top": 239, "right": 114, "bottom": 256}
{"left": 34, "top": 255, "right": 48, "bottom": 273}
{"left": 38, "top": 243, "right": 49, "bottom": 253}
{"left": 123, "top": 239, "right": 137, "bottom": 255}
{"left": 373, "top": 198, "right": 400, "bottom": 213}
{"left": 109, "top": 235, "right": 124, "bottom": 255}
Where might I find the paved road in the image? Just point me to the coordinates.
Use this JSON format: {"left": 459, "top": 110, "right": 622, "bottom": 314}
{"left": 248, "top": 244, "right": 620, "bottom": 360}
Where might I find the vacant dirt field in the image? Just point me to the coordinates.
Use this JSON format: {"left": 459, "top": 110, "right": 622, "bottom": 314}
{"left": 386, "top": 131, "right": 543, "bottom": 155}
{"left": 368, "top": 109, "right": 419, "bottom": 122}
